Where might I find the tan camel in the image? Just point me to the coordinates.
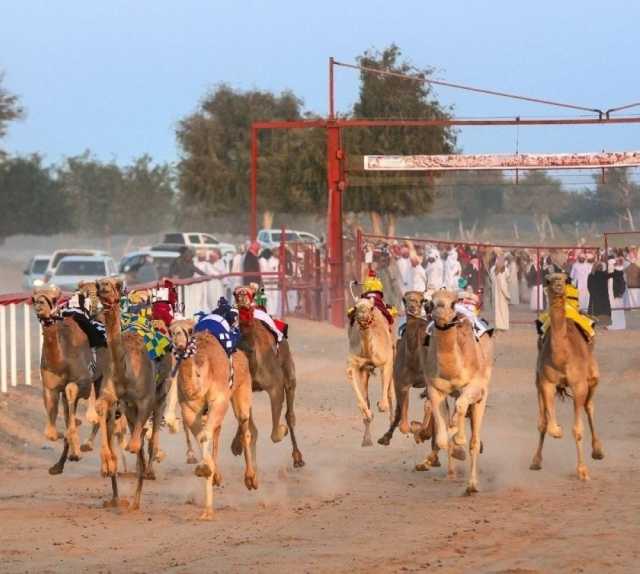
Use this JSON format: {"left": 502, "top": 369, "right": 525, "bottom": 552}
{"left": 169, "top": 319, "right": 258, "bottom": 520}
{"left": 378, "top": 291, "right": 428, "bottom": 445}
{"left": 426, "top": 290, "right": 494, "bottom": 494}
{"left": 32, "top": 285, "right": 97, "bottom": 474}
{"left": 234, "top": 287, "right": 305, "bottom": 468}
{"left": 347, "top": 298, "right": 395, "bottom": 447}
{"left": 530, "top": 273, "right": 603, "bottom": 480}
{"left": 95, "top": 278, "right": 166, "bottom": 510}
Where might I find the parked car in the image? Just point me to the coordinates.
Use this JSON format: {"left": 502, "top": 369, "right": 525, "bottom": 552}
{"left": 119, "top": 250, "right": 179, "bottom": 284}
{"left": 43, "top": 249, "right": 109, "bottom": 283}
{"left": 156, "top": 232, "right": 236, "bottom": 257}
{"left": 49, "top": 255, "right": 118, "bottom": 291}
{"left": 23, "top": 254, "right": 51, "bottom": 289}
{"left": 257, "top": 228, "right": 321, "bottom": 250}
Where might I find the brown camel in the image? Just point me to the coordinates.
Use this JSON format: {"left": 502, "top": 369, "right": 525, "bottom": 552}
{"left": 234, "top": 287, "right": 305, "bottom": 468}
{"left": 378, "top": 291, "right": 428, "bottom": 446}
{"left": 163, "top": 371, "right": 199, "bottom": 465}
{"left": 95, "top": 278, "right": 167, "bottom": 509}
{"left": 426, "top": 290, "right": 494, "bottom": 494}
{"left": 169, "top": 319, "right": 258, "bottom": 520}
{"left": 530, "top": 273, "right": 603, "bottom": 480}
{"left": 347, "top": 298, "right": 395, "bottom": 447}
{"left": 32, "top": 285, "right": 98, "bottom": 474}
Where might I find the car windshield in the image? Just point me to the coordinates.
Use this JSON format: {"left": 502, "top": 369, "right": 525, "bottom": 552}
{"left": 55, "top": 260, "right": 106, "bottom": 276}
{"left": 32, "top": 259, "right": 49, "bottom": 273}
{"left": 271, "top": 232, "right": 300, "bottom": 242}
{"left": 52, "top": 252, "right": 90, "bottom": 268}
{"left": 164, "top": 234, "right": 185, "bottom": 244}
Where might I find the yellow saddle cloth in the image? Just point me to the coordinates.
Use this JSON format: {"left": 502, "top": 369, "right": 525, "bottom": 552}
{"left": 538, "top": 306, "right": 596, "bottom": 340}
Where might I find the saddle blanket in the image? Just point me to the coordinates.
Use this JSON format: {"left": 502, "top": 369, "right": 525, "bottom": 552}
{"left": 61, "top": 307, "right": 107, "bottom": 349}
{"left": 424, "top": 315, "right": 492, "bottom": 345}
{"left": 537, "top": 305, "right": 595, "bottom": 340}
{"left": 121, "top": 311, "right": 171, "bottom": 361}
{"left": 194, "top": 312, "right": 241, "bottom": 356}
{"left": 253, "top": 308, "right": 287, "bottom": 343}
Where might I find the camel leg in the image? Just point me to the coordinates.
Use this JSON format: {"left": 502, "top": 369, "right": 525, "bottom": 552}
{"left": 450, "top": 384, "right": 483, "bottom": 457}
{"left": 230, "top": 390, "right": 259, "bottom": 490}
{"left": 466, "top": 397, "right": 487, "bottom": 495}
{"left": 80, "top": 422, "right": 100, "bottom": 452}
{"left": 96, "top": 394, "right": 118, "bottom": 477}
{"left": 378, "top": 381, "right": 406, "bottom": 446}
{"left": 163, "top": 376, "right": 180, "bottom": 434}
{"left": 283, "top": 379, "right": 305, "bottom": 468}
{"left": 541, "top": 380, "right": 563, "bottom": 438}
{"left": 430, "top": 387, "right": 449, "bottom": 451}
{"left": 42, "top": 386, "right": 62, "bottom": 442}
{"left": 266, "top": 383, "right": 288, "bottom": 443}
{"left": 102, "top": 407, "right": 127, "bottom": 508}
{"left": 377, "top": 362, "right": 393, "bottom": 415}
{"left": 64, "top": 382, "right": 82, "bottom": 461}
{"left": 144, "top": 404, "right": 165, "bottom": 480}
{"left": 585, "top": 385, "right": 604, "bottom": 460}
{"left": 131, "top": 443, "right": 146, "bottom": 511}
{"left": 185, "top": 425, "right": 197, "bottom": 464}
{"left": 530, "top": 386, "right": 547, "bottom": 470}
{"left": 572, "top": 388, "right": 589, "bottom": 481}
{"left": 348, "top": 364, "right": 374, "bottom": 446}
{"left": 127, "top": 413, "right": 145, "bottom": 454}
{"left": 415, "top": 416, "right": 440, "bottom": 471}
{"left": 85, "top": 382, "right": 100, "bottom": 426}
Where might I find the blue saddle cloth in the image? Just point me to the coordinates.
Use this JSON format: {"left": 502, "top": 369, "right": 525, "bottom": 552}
{"left": 194, "top": 313, "right": 240, "bottom": 356}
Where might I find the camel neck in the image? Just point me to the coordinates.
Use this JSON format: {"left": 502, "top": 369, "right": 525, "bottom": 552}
{"left": 41, "top": 322, "right": 65, "bottom": 371}
{"left": 548, "top": 293, "right": 568, "bottom": 365}
{"left": 103, "top": 306, "right": 126, "bottom": 380}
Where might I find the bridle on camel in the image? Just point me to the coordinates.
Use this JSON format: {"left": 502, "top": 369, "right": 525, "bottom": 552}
{"left": 35, "top": 296, "right": 62, "bottom": 327}
{"left": 434, "top": 317, "right": 462, "bottom": 331}
{"left": 356, "top": 311, "right": 375, "bottom": 330}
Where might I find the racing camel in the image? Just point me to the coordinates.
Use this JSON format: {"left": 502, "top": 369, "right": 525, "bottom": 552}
{"left": 426, "top": 290, "right": 494, "bottom": 494}
{"left": 530, "top": 273, "right": 604, "bottom": 480}
{"left": 169, "top": 319, "right": 258, "bottom": 520}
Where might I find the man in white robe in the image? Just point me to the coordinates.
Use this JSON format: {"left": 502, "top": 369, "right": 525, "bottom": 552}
{"left": 411, "top": 254, "right": 427, "bottom": 293}
{"left": 396, "top": 246, "right": 413, "bottom": 295}
{"left": 507, "top": 253, "right": 520, "bottom": 305}
{"left": 206, "top": 249, "right": 228, "bottom": 309}
{"left": 444, "top": 249, "right": 462, "bottom": 291}
{"left": 425, "top": 249, "right": 445, "bottom": 291}
{"left": 194, "top": 250, "right": 215, "bottom": 310}
{"left": 570, "top": 253, "right": 592, "bottom": 311}
{"left": 259, "top": 249, "right": 281, "bottom": 317}
{"left": 490, "top": 257, "right": 510, "bottom": 330}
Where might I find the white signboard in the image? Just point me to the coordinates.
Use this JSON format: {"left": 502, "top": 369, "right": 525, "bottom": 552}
{"left": 363, "top": 152, "right": 640, "bottom": 171}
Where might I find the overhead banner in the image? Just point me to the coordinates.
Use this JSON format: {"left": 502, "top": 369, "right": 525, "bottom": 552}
{"left": 363, "top": 151, "right": 640, "bottom": 171}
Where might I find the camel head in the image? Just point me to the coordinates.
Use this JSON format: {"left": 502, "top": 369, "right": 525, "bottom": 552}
{"left": 233, "top": 286, "right": 254, "bottom": 309}
{"left": 354, "top": 298, "right": 376, "bottom": 329}
{"left": 169, "top": 319, "right": 196, "bottom": 351}
{"left": 431, "top": 290, "right": 458, "bottom": 330}
{"left": 546, "top": 273, "right": 567, "bottom": 299}
{"left": 32, "top": 285, "right": 62, "bottom": 320}
{"left": 96, "top": 277, "right": 124, "bottom": 308}
{"left": 402, "top": 291, "right": 425, "bottom": 317}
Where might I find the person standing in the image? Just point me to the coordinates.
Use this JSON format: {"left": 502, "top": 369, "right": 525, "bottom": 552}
{"left": 242, "top": 241, "right": 261, "bottom": 285}
{"left": 624, "top": 247, "right": 640, "bottom": 308}
{"left": 396, "top": 245, "right": 413, "bottom": 295}
{"left": 259, "top": 248, "right": 281, "bottom": 317}
{"left": 526, "top": 257, "right": 544, "bottom": 312}
{"left": 507, "top": 253, "right": 520, "bottom": 305}
{"left": 195, "top": 250, "right": 215, "bottom": 309}
{"left": 570, "top": 252, "right": 592, "bottom": 311}
{"left": 425, "top": 248, "right": 444, "bottom": 291}
{"left": 411, "top": 252, "right": 427, "bottom": 293}
{"left": 229, "top": 245, "right": 245, "bottom": 299}
{"left": 206, "top": 248, "right": 227, "bottom": 309}
{"left": 587, "top": 261, "right": 611, "bottom": 320}
{"left": 491, "top": 257, "right": 510, "bottom": 330}
{"left": 608, "top": 256, "right": 627, "bottom": 330}
{"left": 444, "top": 248, "right": 462, "bottom": 291}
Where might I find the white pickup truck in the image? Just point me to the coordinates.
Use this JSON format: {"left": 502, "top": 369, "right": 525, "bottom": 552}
{"left": 153, "top": 232, "right": 237, "bottom": 257}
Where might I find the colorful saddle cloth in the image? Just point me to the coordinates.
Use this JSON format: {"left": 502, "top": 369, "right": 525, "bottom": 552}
{"left": 121, "top": 310, "right": 171, "bottom": 360}
{"left": 60, "top": 294, "right": 107, "bottom": 348}
{"left": 536, "top": 283, "right": 596, "bottom": 340}
{"left": 194, "top": 299, "right": 241, "bottom": 357}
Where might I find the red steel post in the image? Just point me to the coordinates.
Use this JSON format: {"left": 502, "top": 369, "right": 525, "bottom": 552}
{"left": 250, "top": 126, "right": 259, "bottom": 241}
{"left": 327, "top": 123, "right": 345, "bottom": 328}
{"left": 279, "top": 225, "right": 287, "bottom": 317}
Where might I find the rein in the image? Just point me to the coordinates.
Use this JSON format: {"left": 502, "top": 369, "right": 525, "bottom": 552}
{"left": 434, "top": 318, "right": 462, "bottom": 331}
{"left": 171, "top": 336, "right": 197, "bottom": 377}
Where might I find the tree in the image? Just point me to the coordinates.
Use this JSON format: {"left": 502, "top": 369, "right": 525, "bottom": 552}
{"left": 0, "top": 155, "right": 70, "bottom": 241}
{"left": 0, "top": 72, "right": 25, "bottom": 156}
{"left": 175, "top": 84, "right": 325, "bottom": 228}
{"left": 343, "top": 45, "right": 457, "bottom": 234}
{"left": 592, "top": 168, "right": 640, "bottom": 231}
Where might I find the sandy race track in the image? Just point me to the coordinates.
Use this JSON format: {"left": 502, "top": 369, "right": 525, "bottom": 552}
{"left": 1, "top": 317, "right": 639, "bottom": 573}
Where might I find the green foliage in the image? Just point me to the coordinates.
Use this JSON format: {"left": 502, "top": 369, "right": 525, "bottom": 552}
{"left": 0, "top": 155, "right": 68, "bottom": 238}
{"left": 0, "top": 72, "right": 25, "bottom": 155}
{"left": 344, "top": 44, "right": 457, "bottom": 217}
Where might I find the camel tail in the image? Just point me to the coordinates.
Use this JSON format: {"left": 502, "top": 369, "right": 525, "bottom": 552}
{"left": 556, "top": 384, "right": 572, "bottom": 401}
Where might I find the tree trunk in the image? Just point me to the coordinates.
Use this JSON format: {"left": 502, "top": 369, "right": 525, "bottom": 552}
{"left": 625, "top": 207, "right": 636, "bottom": 231}
{"left": 262, "top": 210, "right": 274, "bottom": 230}
{"left": 386, "top": 214, "right": 397, "bottom": 238}
{"left": 513, "top": 221, "right": 520, "bottom": 240}
{"left": 370, "top": 212, "right": 384, "bottom": 236}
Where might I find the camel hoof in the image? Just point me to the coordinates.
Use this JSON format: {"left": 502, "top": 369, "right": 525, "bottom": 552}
{"left": 80, "top": 442, "right": 93, "bottom": 452}
{"left": 244, "top": 474, "right": 259, "bottom": 490}
{"left": 129, "top": 502, "right": 140, "bottom": 512}
{"left": 213, "top": 472, "right": 223, "bottom": 486}
{"left": 361, "top": 437, "right": 373, "bottom": 447}
{"left": 153, "top": 449, "right": 167, "bottom": 463}
{"left": 143, "top": 470, "right": 156, "bottom": 480}
{"left": 270, "top": 424, "right": 289, "bottom": 443}
{"left": 103, "top": 497, "right": 129, "bottom": 509}
{"left": 530, "top": 460, "right": 542, "bottom": 471}
{"left": 194, "top": 463, "right": 212, "bottom": 478}
{"left": 415, "top": 463, "right": 431, "bottom": 472}
{"left": 199, "top": 509, "right": 214, "bottom": 521}
{"left": 547, "top": 424, "right": 563, "bottom": 439}
{"left": 44, "top": 427, "right": 61, "bottom": 442}
{"left": 69, "top": 454, "right": 81, "bottom": 462}
{"left": 48, "top": 463, "right": 64, "bottom": 475}
{"left": 231, "top": 437, "right": 243, "bottom": 456}
{"left": 377, "top": 435, "right": 391, "bottom": 446}
{"left": 465, "top": 484, "right": 479, "bottom": 496}
{"left": 186, "top": 454, "right": 198, "bottom": 465}
{"left": 451, "top": 446, "right": 466, "bottom": 461}
{"left": 430, "top": 457, "right": 441, "bottom": 467}
{"left": 165, "top": 419, "right": 179, "bottom": 434}
{"left": 292, "top": 451, "right": 306, "bottom": 468}
{"left": 126, "top": 440, "right": 141, "bottom": 454}
{"left": 577, "top": 466, "right": 590, "bottom": 481}
{"left": 592, "top": 444, "right": 605, "bottom": 460}
{"left": 377, "top": 400, "right": 389, "bottom": 413}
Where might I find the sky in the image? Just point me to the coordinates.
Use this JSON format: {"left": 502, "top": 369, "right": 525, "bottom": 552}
{"left": 2, "top": 0, "right": 639, "bottom": 167}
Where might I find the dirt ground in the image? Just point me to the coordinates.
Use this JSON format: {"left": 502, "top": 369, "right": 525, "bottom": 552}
{"left": 0, "top": 317, "right": 639, "bottom": 574}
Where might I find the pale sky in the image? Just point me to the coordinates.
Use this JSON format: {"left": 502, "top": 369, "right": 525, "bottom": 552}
{"left": 2, "top": 0, "right": 639, "bottom": 166}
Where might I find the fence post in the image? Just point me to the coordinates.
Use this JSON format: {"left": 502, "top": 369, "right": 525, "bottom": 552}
{"left": 24, "top": 304, "right": 31, "bottom": 386}
{"left": 9, "top": 303, "right": 17, "bottom": 387}
{"left": 279, "top": 226, "right": 286, "bottom": 317}
{"left": 0, "top": 306, "right": 6, "bottom": 393}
